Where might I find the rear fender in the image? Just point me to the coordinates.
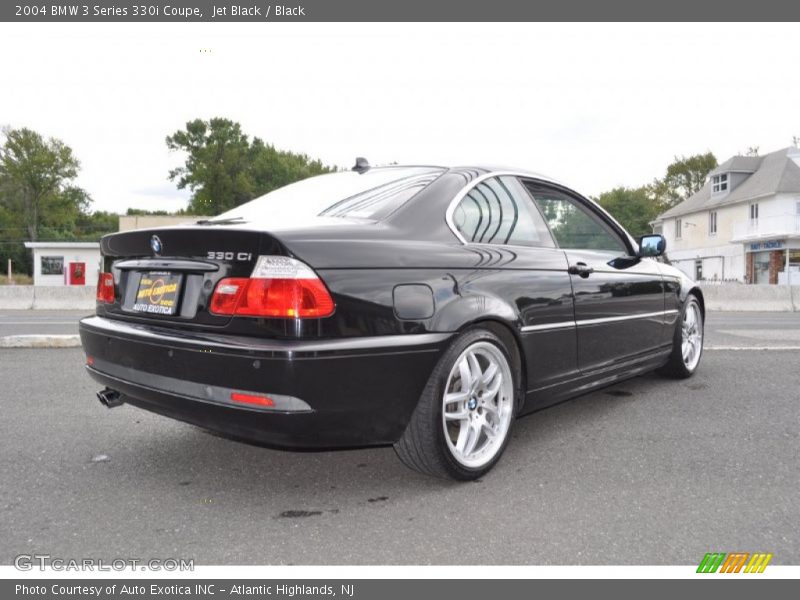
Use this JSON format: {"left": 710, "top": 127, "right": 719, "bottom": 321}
{"left": 430, "top": 287, "right": 519, "bottom": 333}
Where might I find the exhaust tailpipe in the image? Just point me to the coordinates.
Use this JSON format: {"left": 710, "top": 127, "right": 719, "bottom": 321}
{"left": 97, "top": 388, "right": 124, "bottom": 409}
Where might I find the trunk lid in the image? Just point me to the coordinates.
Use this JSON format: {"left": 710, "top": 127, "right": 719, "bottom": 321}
{"left": 99, "top": 225, "right": 286, "bottom": 328}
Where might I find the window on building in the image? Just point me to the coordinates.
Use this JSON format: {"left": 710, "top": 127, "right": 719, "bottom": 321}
{"left": 451, "top": 176, "right": 554, "bottom": 247}
{"left": 749, "top": 203, "right": 759, "bottom": 221}
{"left": 40, "top": 256, "right": 64, "bottom": 276}
{"left": 712, "top": 174, "right": 729, "bottom": 194}
{"left": 790, "top": 250, "right": 800, "bottom": 285}
{"left": 675, "top": 218, "right": 682, "bottom": 239}
{"left": 709, "top": 211, "right": 717, "bottom": 236}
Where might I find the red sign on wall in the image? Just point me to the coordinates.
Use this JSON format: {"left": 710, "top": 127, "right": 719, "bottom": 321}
{"left": 68, "top": 262, "right": 86, "bottom": 286}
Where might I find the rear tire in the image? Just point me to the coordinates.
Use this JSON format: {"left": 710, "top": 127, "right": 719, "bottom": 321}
{"left": 394, "top": 326, "right": 520, "bottom": 480}
{"left": 657, "top": 294, "right": 704, "bottom": 379}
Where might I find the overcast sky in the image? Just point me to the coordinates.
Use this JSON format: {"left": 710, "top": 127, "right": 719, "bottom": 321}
{"left": 1, "top": 22, "right": 798, "bottom": 214}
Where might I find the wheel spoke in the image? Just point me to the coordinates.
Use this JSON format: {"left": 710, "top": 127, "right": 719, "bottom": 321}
{"left": 481, "top": 422, "right": 497, "bottom": 442}
{"left": 462, "top": 422, "right": 482, "bottom": 456}
{"left": 484, "top": 374, "right": 503, "bottom": 399}
{"left": 458, "top": 357, "right": 472, "bottom": 390}
{"left": 481, "top": 400, "right": 499, "bottom": 415}
{"left": 445, "top": 390, "right": 470, "bottom": 405}
{"left": 481, "top": 362, "right": 498, "bottom": 386}
{"left": 467, "top": 352, "right": 482, "bottom": 386}
{"left": 445, "top": 408, "right": 469, "bottom": 421}
{"left": 455, "top": 420, "right": 470, "bottom": 453}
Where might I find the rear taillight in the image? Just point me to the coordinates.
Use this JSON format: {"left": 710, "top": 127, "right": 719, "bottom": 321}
{"left": 209, "top": 256, "right": 335, "bottom": 318}
{"left": 96, "top": 272, "right": 115, "bottom": 304}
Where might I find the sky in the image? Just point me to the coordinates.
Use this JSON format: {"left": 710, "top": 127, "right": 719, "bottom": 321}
{"left": 1, "top": 22, "right": 799, "bottom": 214}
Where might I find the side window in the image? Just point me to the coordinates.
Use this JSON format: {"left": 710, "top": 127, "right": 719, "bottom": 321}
{"left": 451, "top": 176, "right": 554, "bottom": 247}
{"left": 525, "top": 184, "right": 627, "bottom": 253}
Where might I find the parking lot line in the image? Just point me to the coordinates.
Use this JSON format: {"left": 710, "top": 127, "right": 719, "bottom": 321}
{"left": 705, "top": 345, "right": 800, "bottom": 351}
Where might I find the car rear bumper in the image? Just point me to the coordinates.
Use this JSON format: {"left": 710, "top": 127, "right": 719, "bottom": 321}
{"left": 79, "top": 316, "right": 452, "bottom": 449}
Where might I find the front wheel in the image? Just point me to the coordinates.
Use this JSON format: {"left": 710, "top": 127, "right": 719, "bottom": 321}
{"left": 394, "top": 327, "right": 519, "bottom": 480}
{"left": 658, "top": 294, "right": 704, "bottom": 379}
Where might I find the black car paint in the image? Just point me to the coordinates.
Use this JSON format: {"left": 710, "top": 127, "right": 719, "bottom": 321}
{"left": 80, "top": 167, "right": 702, "bottom": 450}
{"left": 81, "top": 316, "right": 449, "bottom": 448}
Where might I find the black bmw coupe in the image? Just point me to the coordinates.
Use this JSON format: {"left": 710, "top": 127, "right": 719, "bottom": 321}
{"left": 80, "top": 163, "right": 704, "bottom": 480}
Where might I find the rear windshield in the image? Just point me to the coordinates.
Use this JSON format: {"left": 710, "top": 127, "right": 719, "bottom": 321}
{"left": 211, "top": 167, "right": 444, "bottom": 225}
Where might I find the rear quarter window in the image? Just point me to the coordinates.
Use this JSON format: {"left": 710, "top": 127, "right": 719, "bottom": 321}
{"left": 452, "top": 176, "right": 554, "bottom": 247}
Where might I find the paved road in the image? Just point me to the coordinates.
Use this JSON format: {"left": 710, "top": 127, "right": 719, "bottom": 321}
{"left": 0, "top": 310, "right": 88, "bottom": 337}
{"left": 703, "top": 312, "right": 800, "bottom": 348}
{"left": 0, "top": 340, "right": 797, "bottom": 564}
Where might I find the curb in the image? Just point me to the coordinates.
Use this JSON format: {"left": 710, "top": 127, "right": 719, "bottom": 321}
{"left": 0, "top": 335, "right": 81, "bottom": 348}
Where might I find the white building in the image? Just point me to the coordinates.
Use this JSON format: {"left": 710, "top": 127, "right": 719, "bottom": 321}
{"left": 653, "top": 146, "right": 800, "bottom": 284}
{"left": 24, "top": 242, "right": 101, "bottom": 287}
{"left": 118, "top": 215, "right": 207, "bottom": 232}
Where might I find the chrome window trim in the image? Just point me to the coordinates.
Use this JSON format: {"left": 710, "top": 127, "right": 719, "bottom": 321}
{"left": 445, "top": 171, "right": 559, "bottom": 245}
{"left": 444, "top": 170, "right": 638, "bottom": 253}
{"left": 520, "top": 309, "right": 679, "bottom": 333}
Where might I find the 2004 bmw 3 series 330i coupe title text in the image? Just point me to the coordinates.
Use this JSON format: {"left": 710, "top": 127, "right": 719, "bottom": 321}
{"left": 79, "top": 162, "right": 705, "bottom": 480}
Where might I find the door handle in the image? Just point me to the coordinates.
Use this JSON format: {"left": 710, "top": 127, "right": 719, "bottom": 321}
{"left": 568, "top": 263, "right": 594, "bottom": 278}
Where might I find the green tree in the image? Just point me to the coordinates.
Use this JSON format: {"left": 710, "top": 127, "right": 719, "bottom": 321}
{"left": 249, "top": 138, "right": 331, "bottom": 194}
{"left": 166, "top": 118, "right": 332, "bottom": 215}
{"left": 0, "top": 127, "right": 118, "bottom": 276}
{"left": 0, "top": 194, "right": 31, "bottom": 275}
{"left": 75, "top": 211, "right": 119, "bottom": 240}
{"left": 166, "top": 118, "right": 254, "bottom": 214}
{"left": 652, "top": 152, "right": 717, "bottom": 209}
{"left": 0, "top": 127, "right": 90, "bottom": 241}
{"left": 596, "top": 186, "right": 661, "bottom": 238}
{"left": 125, "top": 207, "right": 190, "bottom": 216}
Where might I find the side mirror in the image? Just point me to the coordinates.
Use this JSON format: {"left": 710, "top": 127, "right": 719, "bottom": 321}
{"left": 637, "top": 234, "right": 666, "bottom": 257}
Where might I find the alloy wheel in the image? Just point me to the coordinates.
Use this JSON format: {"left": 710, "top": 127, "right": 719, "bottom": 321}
{"left": 681, "top": 300, "right": 703, "bottom": 372}
{"left": 442, "top": 341, "right": 514, "bottom": 468}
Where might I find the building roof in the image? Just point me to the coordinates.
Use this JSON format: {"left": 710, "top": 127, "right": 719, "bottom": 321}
{"left": 24, "top": 242, "right": 100, "bottom": 249}
{"left": 657, "top": 147, "right": 800, "bottom": 220}
{"left": 708, "top": 155, "right": 761, "bottom": 176}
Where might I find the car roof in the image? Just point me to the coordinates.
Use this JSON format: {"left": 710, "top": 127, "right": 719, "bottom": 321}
{"left": 363, "top": 164, "right": 566, "bottom": 187}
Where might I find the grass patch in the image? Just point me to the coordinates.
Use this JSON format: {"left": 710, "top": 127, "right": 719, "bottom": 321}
{"left": 0, "top": 274, "right": 33, "bottom": 285}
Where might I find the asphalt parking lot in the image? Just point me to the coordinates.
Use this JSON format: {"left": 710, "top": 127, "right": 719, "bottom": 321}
{"left": 0, "top": 313, "right": 798, "bottom": 565}
{"left": 0, "top": 310, "right": 87, "bottom": 337}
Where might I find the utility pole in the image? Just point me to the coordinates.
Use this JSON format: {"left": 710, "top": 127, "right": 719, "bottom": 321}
{"left": 7, "top": 258, "right": 14, "bottom": 285}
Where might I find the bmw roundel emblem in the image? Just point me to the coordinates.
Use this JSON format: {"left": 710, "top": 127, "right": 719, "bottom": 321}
{"left": 150, "top": 235, "right": 163, "bottom": 255}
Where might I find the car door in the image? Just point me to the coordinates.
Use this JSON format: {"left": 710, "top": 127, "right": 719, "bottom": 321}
{"left": 523, "top": 180, "right": 665, "bottom": 374}
{"left": 449, "top": 175, "right": 579, "bottom": 395}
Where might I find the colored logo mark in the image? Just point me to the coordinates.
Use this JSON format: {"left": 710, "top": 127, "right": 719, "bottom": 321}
{"left": 150, "top": 235, "right": 163, "bottom": 255}
{"left": 697, "top": 552, "right": 773, "bottom": 573}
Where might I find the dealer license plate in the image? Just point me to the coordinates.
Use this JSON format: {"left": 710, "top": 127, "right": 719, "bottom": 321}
{"left": 132, "top": 272, "right": 182, "bottom": 316}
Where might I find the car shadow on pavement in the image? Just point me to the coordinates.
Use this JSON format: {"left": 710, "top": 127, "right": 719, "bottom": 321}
{"left": 101, "top": 371, "right": 675, "bottom": 506}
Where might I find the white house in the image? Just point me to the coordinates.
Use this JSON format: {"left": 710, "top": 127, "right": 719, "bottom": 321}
{"left": 653, "top": 146, "right": 800, "bottom": 284}
{"left": 118, "top": 215, "right": 207, "bottom": 232}
{"left": 24, "top": 242, "right": 101, "bottom": 287}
